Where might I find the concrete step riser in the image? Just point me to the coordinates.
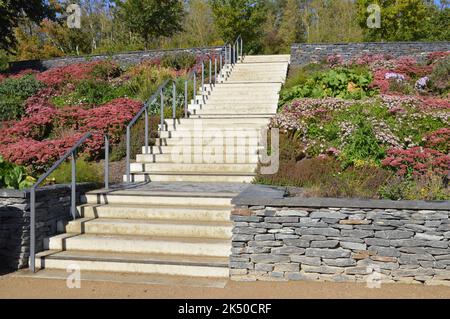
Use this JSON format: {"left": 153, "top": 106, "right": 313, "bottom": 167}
{"left": 36, "top": 258, "right": 229, "bottom": 277}
{"left": 47, "top": 236, "right": 231, "bottom": 257}
{"left": 157, "top": 129, "right": 263, "bottom": 138}
{"left": 130, "top": 163, "right": 257, "bottom": 174}
{"left": 84, "top": 194, "right": 232, "bottom": 207}
{"left": 66, "top": 220, "right": 232, "bottom": 239}
{"left": 127, "top": 174, "right": 255, "bottom": 183}
{"left": 136, "top": 154, "right": 260, "bottom": 164}
{"left": 79, "top": 205, "right": 231, "bottom": 222}
{"left": 141, "top": 146, "right": 264, "bottom": 156}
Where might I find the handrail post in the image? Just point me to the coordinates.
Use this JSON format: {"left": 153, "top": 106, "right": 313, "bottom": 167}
{"left": 228, "top": 44, "right": 231, "bottom": 66}
{"left": 193, "top": 72, "right": 197, "bottom": 104}
{"left": 240, "top": 37, "right": 243, "bottom": 60}
{"left": 104, "top": 134, "right": 109, "bottom": 190}
{"left": 184, "top": 80, "right": 188, "bottom": 118}
{"left": 71, "top": 150, "right": 76, "bottom": 220}
{"left": 30, "top": 187, "right": 36, "bottom": 272}
{"left": 201, "top": 62, "right": 205, "bottom": 103}
{"left": 144, "top": 108, "right": 148, "bottom": 154}
{"left": 214, "top": 58, "right": 217, "bottom": 85}
{"left": 172, "top": 82, "right": 176, "bottom": 124}
{"left": 126, "top": 126, "right": 130, "bottom": 182}
{"left": 209, "top": 59, "right": 212, "bottom": 87}
{"left": 160, "top": 89, "right": 164, "bottom": 131}
{"left": 224, "top": 46, "right": 227, "bottom": 65}
{"left": 220, "top": 54, "right": 222, "bottom": 80}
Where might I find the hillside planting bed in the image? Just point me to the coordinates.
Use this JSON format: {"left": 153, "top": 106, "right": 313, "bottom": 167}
{"left": 0, "top": 52, "right": 210, "bottom": 188}
{"left": 258, "top": 51, "right": 450, "bottom": 201}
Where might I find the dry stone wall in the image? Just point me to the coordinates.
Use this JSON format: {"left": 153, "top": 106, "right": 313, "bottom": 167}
{"left": 0, "top": 183, "right": 96, "bottom": 270}
{"left": 230, "top": 196, "right": 450, "bottom": 286}
{"left": 291, "top": 42, "right": 450, "bottom": 65}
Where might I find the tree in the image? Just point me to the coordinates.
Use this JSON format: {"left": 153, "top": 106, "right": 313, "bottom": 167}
{"left": 210, "top": 0, "right": 267, "bottom": 53}
{"left": 306, "top": 0, "right": 362, "bottom": 43}
{"left": 117, "top": 0, "right": 185, "bottom": 50}
{"left": 278, "top": 0, "right": 305, "bottom": 51}
{"left": 356, "top": 0, "right": 434, "bottom": 41}
{"left": 0, "top": 0, "right": 54, "bottom": 52}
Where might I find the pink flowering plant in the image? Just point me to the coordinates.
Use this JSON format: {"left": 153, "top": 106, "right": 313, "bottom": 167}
{"left": 0, "top": 57, "right": 203, "bottom": 178}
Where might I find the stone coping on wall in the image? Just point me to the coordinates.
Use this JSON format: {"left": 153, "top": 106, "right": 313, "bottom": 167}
{"left": 292, "top": 41, "right": 450, "bottom": 46}
{"left": 8, "top": 46, "right": 223, "bottom": 72}
{"left": 0, "top": 183, "right": 97, "bottom": 199}
{"left": 11, "top": 46, "right": 223, "bottom": 64}
{"left": 232, "top": 185, "right": 450, "bottom": 211}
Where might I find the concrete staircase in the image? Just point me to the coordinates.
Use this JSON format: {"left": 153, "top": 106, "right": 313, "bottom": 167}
{"left": 36, "top": 184, "right": 245, "bottom": 278}
{"left": 127, "top": 54, "right": 290, "bottom": 183}
{"left": 35, "top": 55, "right": 290, "bottom": 280}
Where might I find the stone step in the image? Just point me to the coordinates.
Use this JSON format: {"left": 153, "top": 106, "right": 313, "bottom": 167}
{"left": 35, "top": 250, "right": 229, "bottom": 277}
{"left": 127, "top": 172, "right": 255, "bottom": 183}
{"left": 140, "top": 145, "right": 263, "bottom": 155}
{"left": 188, "top": 113, "right": 273, "bottom": 119}
{"left": 66, "top": 217, "right": 233, "bottom": 239}
{"left": 157, "top": 128, "right": 263, "bottom": 138}
{"left": 46, "top": 233, "right": 231, "bottom": 257}
{"left": 130, "top": 163, "right": 257, "bottom": 174}
{"left": 135, "top": 152, "right": 260, "bottom": 163}
{"left": 242, "top": 55, "right": 290, "bottom": 63}
{"left": 151, "top": 138, "right": 262, "bottom": 147}
{"left": 84, "top": 192, "right": 233, "bottom": 206}
{"left": 78, "top": 203, "right": 231, "bottom": 222}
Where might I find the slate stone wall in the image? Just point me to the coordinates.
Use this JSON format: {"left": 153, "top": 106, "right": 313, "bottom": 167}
{"left": 0, "top": 183, "right": 96, "bottom": 270}
{"left": 8, "top": 46, "right": 223, "bottom": 72}
{"left": 230, "top": 199, "right": 450, "bottom": 286}
{"left": 290, "top": 42, "right": 450, "bottom": 66}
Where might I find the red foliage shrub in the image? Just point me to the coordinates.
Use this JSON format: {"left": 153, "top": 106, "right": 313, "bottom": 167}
{"left": 423, "top": 128, "right": 450, "bottom": 153}
{"left": 36, "top": 62, "right": 101, "bottom": 86}
{"left": 382, "top": 147, "right": 449, "bottom": 177}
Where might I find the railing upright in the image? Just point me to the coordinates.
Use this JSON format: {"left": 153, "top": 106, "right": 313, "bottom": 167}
{"left": 160, "top": 89, "right": 165, "bottom": 131}
{"left": 172, "top": 82, "right": 176, "bottom": 125}
{"left": 104, "top": 134, "right": 109, "bottom": 189}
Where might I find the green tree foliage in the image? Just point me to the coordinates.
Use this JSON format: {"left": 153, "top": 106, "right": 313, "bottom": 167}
{"left": 117, "top": 0, "right": 185, "bottom": 50}
{"left": 210, "top": 0, "right": 267, "bottom": 53}
{"left": 278, "top": 0, "right": 305, "bottom": 51}
{"left": 356, "top": 0, "right": 448, "bottom": 41}
{"left": 0, "top": 0, "right": 54, "bottom": 52}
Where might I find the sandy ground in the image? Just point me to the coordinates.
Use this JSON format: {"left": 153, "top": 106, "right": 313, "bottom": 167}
{"left": 1, "top": 274, "right": 450, "bottom": 299}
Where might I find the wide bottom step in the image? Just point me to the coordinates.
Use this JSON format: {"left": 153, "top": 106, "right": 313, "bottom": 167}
{"left": 36, "top": 250, "right": 229, "bottom": 278}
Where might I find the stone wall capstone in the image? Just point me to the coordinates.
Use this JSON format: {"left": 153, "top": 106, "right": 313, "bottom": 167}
{"left": 0, "top": 183, "right": 96, "bottom": 271}
{"left": 8, "top": 46, "right": 223, "bottom": 72}
{"left": 230, "top": 190, "right": 450, "bottom": 286}
{"left": 290, "top": 42, "right": 450, "bottom": 66}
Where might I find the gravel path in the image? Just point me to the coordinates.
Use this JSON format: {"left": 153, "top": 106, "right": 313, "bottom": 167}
{"left": 1, "top": 275, "right": 450, "bottom": 299}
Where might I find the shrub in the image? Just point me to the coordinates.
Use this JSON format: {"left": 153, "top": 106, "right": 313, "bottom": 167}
{"left": 90, "top": 61, "right": 123, "bottom": 80}
{"left": 379, "top": 173, "right": 449, "bottom": 200}
{"left": 382, "top": 147, "right": 449, "bottom": 177}
{"left": 161, "top": 52, "right": 196, "bottom": 71}
{"left": 283, "top": 63, "right": 330, "bottom": 90}
{"left": 428, "top": 55, "right": 450, "bottom": 94}
{"left": 0, "top": 75, "right": 43, "bottom": 121}
{"left": 0, "top": 50, "right": 9, "bottom": 72}
{"left": 340, "top": 117, "right": 386, "bottom": 168}
{"left": 0, "top": 156, "right": 35, "bottom": 190}
{"left": 280, "top": 67, "right": 375, "bottom": 105}
{"left": 49, "top": 158, "right": 103, "bottom": 184}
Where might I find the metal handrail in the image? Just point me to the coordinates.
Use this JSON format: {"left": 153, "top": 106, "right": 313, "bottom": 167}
{"left": 125, "top": 79, "right": 170, "bottom": 182}
{"left": 29, "top": 131, "right": 111, "bottom": 272}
